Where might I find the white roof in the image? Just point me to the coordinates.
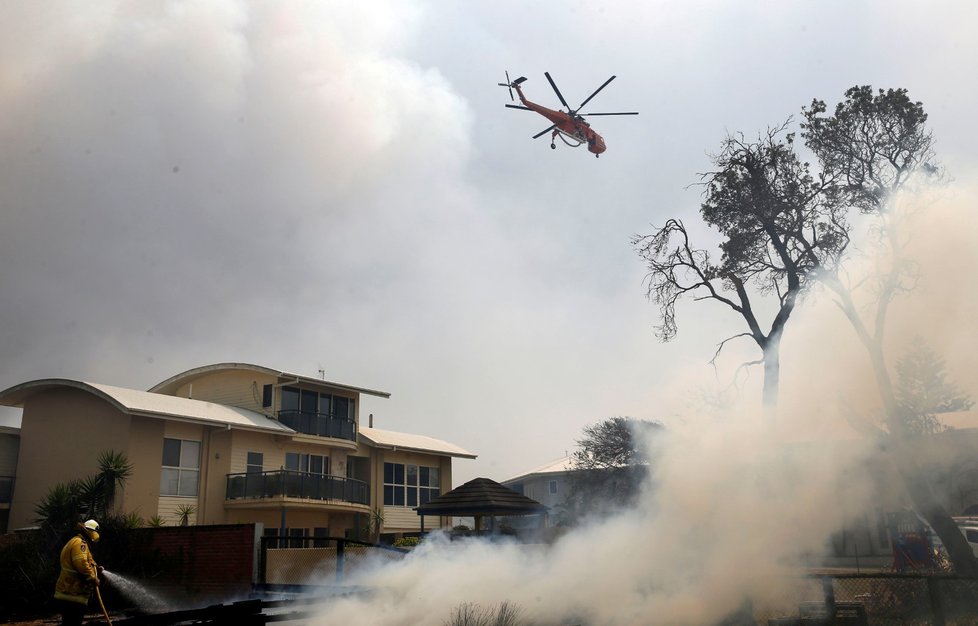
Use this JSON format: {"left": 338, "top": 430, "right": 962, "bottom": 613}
{"left": 502, "top": 455, "right": 575, "bottom": 484}
{"left": 359, "top": 426, "right": 477, "bottom": 459}
{"left": 0, "top": 379, "right": 294, "bottom": 435}
{"left": 149, "top": 362, "right": 391, "bottom": 398}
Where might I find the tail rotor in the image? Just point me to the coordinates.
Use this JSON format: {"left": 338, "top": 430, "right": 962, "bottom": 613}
{"left": 497, "top": 71, "right": 515, "bottom": 101}
{"left": 497, "top": 71, "right": 527, "bottom": 102}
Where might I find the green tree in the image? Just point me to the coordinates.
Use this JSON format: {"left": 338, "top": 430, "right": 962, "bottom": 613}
{"left": 894, "top": 338, "right": 973, "bottom": 435}
{"left": 559, "top": 417, "right": 662, "bottom": 525}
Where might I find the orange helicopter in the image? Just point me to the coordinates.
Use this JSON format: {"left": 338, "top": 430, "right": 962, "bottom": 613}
{"left": 498, "top": 71, "right": 638, "bottom": 157}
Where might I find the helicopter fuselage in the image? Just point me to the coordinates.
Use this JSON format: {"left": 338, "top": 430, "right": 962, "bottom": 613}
{"left": 513, "top": 84, "right": 606, "bottom": 155}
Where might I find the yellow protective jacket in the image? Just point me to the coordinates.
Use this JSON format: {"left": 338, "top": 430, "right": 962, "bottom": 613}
{"left": 54, "top": 534, "right": 98, "bottom": 605}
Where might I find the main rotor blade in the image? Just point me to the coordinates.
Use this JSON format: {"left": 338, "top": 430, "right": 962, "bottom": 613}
{"left": 544, "top": 72, "right": 570, "bottom": 110}
{"left": 582, "top": 111, "right": 639, "bottom": 116}
{"left": 532, "top": 124, "right": 556, "bottom": 139}
{"left": 577, "top": 75, "right": 616, "bottom": 111}
{"left": 505, "top": 104, "right": 533, "bottom": 111}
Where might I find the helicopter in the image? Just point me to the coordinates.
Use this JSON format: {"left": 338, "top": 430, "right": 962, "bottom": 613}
{"left": 498, "top": 71, "right": 638, "bottom": 157}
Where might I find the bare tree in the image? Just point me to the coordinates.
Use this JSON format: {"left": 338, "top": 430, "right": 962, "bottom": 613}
{"left": 633, "top": 123, "right": 848, "bottom": 407}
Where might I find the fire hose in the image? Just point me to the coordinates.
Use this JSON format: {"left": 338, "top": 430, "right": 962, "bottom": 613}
{"left": 95, "top": 584, "right": 113, "bottom": 626}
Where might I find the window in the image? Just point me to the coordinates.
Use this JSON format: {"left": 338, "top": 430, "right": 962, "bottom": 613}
{"left": 285, "top": 452, "right": 329, "bottom": 475}
{"left": 160, "top": 438, "right": 200, "bottom": 497}
{"left": 313, "top": 526, "right": 329, "bottom": 548}
{"left": 281, "top": 387, "right": 299, "bottom": 412}
{"left": 549, "top": 480, "right": 558, "bottom": 495}
{"left": 263, "top": 527, "right": 311, "bottom": 549}
{"left": 278, "top": 386, "right": 356, "bottom": 439}
{"left": 384, "top": 462, "right": 439, "bottom": 507}
{"left": 281, "top": 386, "right": 353, "bottom": 418}
{"left": 247, "top": 452, "right": 263, "bottom": 474}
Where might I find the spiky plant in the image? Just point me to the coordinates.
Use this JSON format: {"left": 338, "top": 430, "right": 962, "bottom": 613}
{"left": 34, "top": 481, "right": 83, "bottom": 533}
{"left": 175, "top": 503, "right": 196, "bottom": 526}
{"left": 96, "top": 450, "right": 134, "bottom": 514}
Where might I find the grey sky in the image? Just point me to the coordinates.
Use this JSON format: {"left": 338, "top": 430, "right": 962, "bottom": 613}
{"left": 2, "top": 1, "right": 976, "bottom": 485}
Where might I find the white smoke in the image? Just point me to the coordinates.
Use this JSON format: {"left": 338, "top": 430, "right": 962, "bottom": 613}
{"left": 304, "top": 189, "right": 978, "bottom": 626}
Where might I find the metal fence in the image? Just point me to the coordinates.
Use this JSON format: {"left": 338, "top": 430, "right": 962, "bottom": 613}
{"left": 258, "top": 536, "right": 408, "bottom": 587}
{"left": 226, "top": 470, "right": 369, "bottom": 505}
{"left": 757, "top": 574, "right": 978, "bottom": 625}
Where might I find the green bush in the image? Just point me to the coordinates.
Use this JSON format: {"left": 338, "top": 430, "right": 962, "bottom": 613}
{"left": 393, "top": 535, "right": 422, "bottom": 547}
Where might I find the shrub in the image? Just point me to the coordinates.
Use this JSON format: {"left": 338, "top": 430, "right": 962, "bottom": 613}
{"left": 393, "top": 535, "right": 422, "bottom": 547}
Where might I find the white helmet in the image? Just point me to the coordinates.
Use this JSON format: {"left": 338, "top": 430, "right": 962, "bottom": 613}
{"left": 83, "top": 519, "right": 100, "bottom": 532}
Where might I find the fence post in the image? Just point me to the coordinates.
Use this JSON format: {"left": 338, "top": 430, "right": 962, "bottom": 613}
{"left": 822, "top": 576, "right": 835, "bottom": 617}
{"left": 258, "top": 536, "right": 268, "bottom": 585}
{"left": 336, "top": 539, "right": 345, "bottom": 583}
{"left": 926, "top": 577, "right": 946, "bottom": 626}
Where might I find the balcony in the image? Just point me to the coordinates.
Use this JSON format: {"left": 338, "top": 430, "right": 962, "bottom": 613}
{"left": 278, "top": 410, "right": 356, "bottom": 442}
{"left": 226, "top": 470, "right": 369, "bottom": 506}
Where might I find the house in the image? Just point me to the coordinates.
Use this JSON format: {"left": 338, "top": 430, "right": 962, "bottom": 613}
{"left": 501, "top": 456, "right": 575, "bottom": 512}
{"left": 0, "top": 363, "right": 476, "bottom": 543}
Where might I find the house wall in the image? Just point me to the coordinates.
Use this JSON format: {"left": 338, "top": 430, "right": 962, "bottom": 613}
{"left": 157, "top": 421, "right": 206, "bottom": 526}
{"left": 164, "top": 370, "right": 364, "bottom": 426}
{"left": 516, "top": 474, "right": 568, "bottom": 510}
{"left": 10, "top": 388, "right": 132, "bottom": 530}
{"left": 376, "top": 450, "right": 453, "bottom": 533}
{"left": 168, "top": 370, "right": 277, "bottom": 416}
{"left": 124, "top": 415, "right": 165, "bottom": 521}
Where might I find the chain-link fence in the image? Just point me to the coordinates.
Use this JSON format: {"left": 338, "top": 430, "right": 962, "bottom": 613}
{"left": 258, "top": 536, "right": 408, "bottom": 586}
{"left": 757, "top": 574, "right": 978, "bottom": 625}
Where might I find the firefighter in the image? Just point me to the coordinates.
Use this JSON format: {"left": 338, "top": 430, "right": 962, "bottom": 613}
{"left": 54, "top": 519, "right": 102, "bottom": 626}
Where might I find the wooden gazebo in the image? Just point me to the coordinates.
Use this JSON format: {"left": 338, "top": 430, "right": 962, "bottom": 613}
{"left": 414, "top": 477, "right": 549, "bottom": 533}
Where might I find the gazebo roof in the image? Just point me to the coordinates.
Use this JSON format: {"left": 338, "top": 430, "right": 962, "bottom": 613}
{"left": 414, "top": 477, "right": 549, "bottom": 517}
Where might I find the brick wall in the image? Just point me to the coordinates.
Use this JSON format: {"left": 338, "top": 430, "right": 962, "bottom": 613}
{"left": 114, "top": 524, "right": 259, "bottom": 608}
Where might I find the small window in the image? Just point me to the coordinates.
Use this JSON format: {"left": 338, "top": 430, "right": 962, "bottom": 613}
{"left": 160, "top": 438, "right": 200, "bottom": 497}
{"left": 247, "top": 452, "right": 263, "bottom": 474}
{"left": 334, "top": 396, "right": 351, "bottom": 419}
{"left": 549, "top": 480, "right": 558, "bottom": 495}
{"left": 966, "top": 529, "right": 978, "bottom": 543}
{"left": 281, "top": 387, "right": 299, "bottom": 412}
{"left": 285, "top": 452, "right": 329, "bottom": 475}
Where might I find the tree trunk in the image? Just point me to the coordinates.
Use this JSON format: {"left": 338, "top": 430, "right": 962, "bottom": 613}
{"left": 762, "top": 343, "right": 780, "bottom": 410}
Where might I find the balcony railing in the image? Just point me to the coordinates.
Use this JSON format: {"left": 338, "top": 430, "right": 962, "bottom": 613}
{"left": 277, "top": 410, "right": 356, "bottom": 441}
{"left": 226, "top": 470, "right": 369, "bottom": 505}
{"left": 0, "top": 476, "right": 13, "bottom": 504}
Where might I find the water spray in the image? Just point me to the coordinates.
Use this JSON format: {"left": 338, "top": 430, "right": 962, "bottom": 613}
{"left": 100, "top": 569, "right": 169, "bottom": 612}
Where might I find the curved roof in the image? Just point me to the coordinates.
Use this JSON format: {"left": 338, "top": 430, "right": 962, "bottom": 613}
{"left": 149, "top": 363, "right": 391, "bottom": 399}
{"left": 0, "top": 379, "right": 295, "bottom": 434}
{"left": 359, "top": 426, "right": 476, "bottom": 459}
{"left": 414, "top": 477, "right": 547, "bottom": 517}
